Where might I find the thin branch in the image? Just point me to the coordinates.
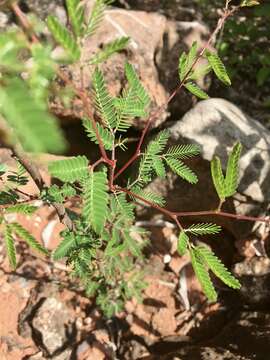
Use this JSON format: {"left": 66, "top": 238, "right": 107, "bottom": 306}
{"left": 11, "top": 144, "right": 44, "bottom": 191}
{"left": 175, "top": 210, "right": 270, "bottom": 224}
{"left": 11, "top": 2, "right": 39, "bottom": 43}
{"left": 117, "top": 187, "right": 270, "bottom": 225}
{"left": 116, "top": 186, "right": 176, "bottom": 220}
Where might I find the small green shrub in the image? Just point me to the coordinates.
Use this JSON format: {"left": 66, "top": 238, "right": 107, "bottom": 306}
{"left": 0, "top": 0, "right": 266, "bottom": 317}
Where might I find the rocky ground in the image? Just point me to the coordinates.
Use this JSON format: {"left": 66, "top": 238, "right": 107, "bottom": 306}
{"left": 0, "top": 0, "right": 270, "bottom": 359}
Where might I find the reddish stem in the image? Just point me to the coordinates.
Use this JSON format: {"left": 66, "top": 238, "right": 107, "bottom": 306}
{"left": 117, "top": 188, "right": 269, "bottom": 225}
{"left": 11, "top": 3, "right": 39, "bottom": 43}
{"left": 117, "top": 187, "right": 176, "bottom": 221}
{"left": 174, "top": 210, "right": 270, "bottom": 224}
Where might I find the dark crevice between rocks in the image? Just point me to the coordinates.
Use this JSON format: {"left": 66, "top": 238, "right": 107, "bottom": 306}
{"left": 20, "top": 295, "right": 50, "bottom": 358}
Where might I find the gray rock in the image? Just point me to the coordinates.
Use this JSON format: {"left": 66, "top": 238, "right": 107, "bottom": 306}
{"left": 32, "top": 297, "right": 73, "bottom": 355}
{"left": 145, "top": 98, "right": 270, "bottom": 239}
{"left": 146, "top": 311, "right": 270, "bottom": 359}
{"left": 121, "top": 0, "right": 200, "bottom": 21}
{"left": 25, "top": 0, "right": 66, "bottom": 22}
{"left": 233, "top": 257, "right": 270, "bottom": 306}
{"left": 28, "top": 349, "right": 71, "bottom": 360}
{"left": 168, "top": 346, "right": 249, "bottom": 360}
{"left": 0, "top": 11, "right": 9, "bottom": 29}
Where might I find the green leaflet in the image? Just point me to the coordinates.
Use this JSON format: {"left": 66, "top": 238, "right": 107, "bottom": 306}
{"left": 165, "top": 157, "right": 198, "bottom": 184}
{"left": 206, "top": 51, "right": 231, "bottom": 86}
{"left": 178, "top": 231, "right": 189, "bottom": 256}
{"left": 52, "top": 232, "right": 77, "bottom": 260}
{"left": 122, "top": 229, "right": 142, "bottom": 258}
{"left": 114, "top": 75, "right": 148, "bottom": 133}
{"left": 190, "top": 247, "right": 217, "bottom": 302}
{"left": 5, "top": 204, "right": 38, "bottom": 215}
{"left": 104, "top": 227, "right": 121, "bottom": 256}
{"left": 7, "top": 168, "right": 28, "bottom": 186}
{"left": 86, "top": 0, "right": 114, "bottom": 36}
{"left": 224, "top": 143, "right": 242, "bottom": 197}
{"left": 93, "top": 68, "right": 118, "bottom": 130}
{"left": 152, "top": 157, "right": 166, "bottom": 178}
{"left": 90, "top": 37, "right": 130, "bottom": 65}
{"left": 0, "top": 190, "right": 19, "bottom": 205}
{"left": 130, "top": 186, "right": 165, "bottom": 207}
{"left": 11, "top": 222, "right": 49, "bottom": 256}
{"left": 125, "top": 63, "right": 151, "bottom": 109}
{"left": 178, "top": 51, "right": 188, "bottom": 81}
{"left": 196, "top": 245, "right": 241, "bottom": 289}
{"left": 82, "top": 170, "right": 109, "bottom": 234}
{"left": 47, "top": 184, "right": 76, "bottom": 203}
{"left": 66, "top": 0, "right": 85, "bottom": 37}
{"left": 178, "top": 42, "right": 198, "bottom": 81}
{"left": 0, "top": 163, "right": 7, "bottom": 175}
{"left": 47, "top": 15, "right": 81, "bottom": 61}
{"left": 28, "top": 44, "right": 56, "bottom": 104}
{"left": 189, "top": 64, "right": 212, "bottom": 81}
{"left": 211, "top": 156, "right": 226, "bottom": 201}
{"left": 184, "top": 82, "right": 209, "bottom": 99}
{"left": 165, "top": 144, "right": 201, "bottom": 159}
{"left": 61, "top": 184, "right": 76, "bottom": 198}
{"left": 139, "top": 130, "right": 169, "bottom": 183}
{"left": 241, "top": 0, "right": 260, "bottom": 7}
{"left": 5, "top": 226, "right": 17, "bottom": 270}
{"left": 187, "top": 42, "right": 198, "bottom": 67}
{"left": 48, "top": 156, "right": 89, "bottom": 183}
{"left": 185, "top": 223, "right": 221, "bottom": 236}
{"left": 0, "top": 31, "right": 27, "bottom": 72}
{"left": 112, "top": 193, "right": 135, "bottom": 221}
{"left": 83, "top": 118, "right": 114, "bottom": 150}
{"left": 0, "top": 78, "right": 66, "bottom": 154}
